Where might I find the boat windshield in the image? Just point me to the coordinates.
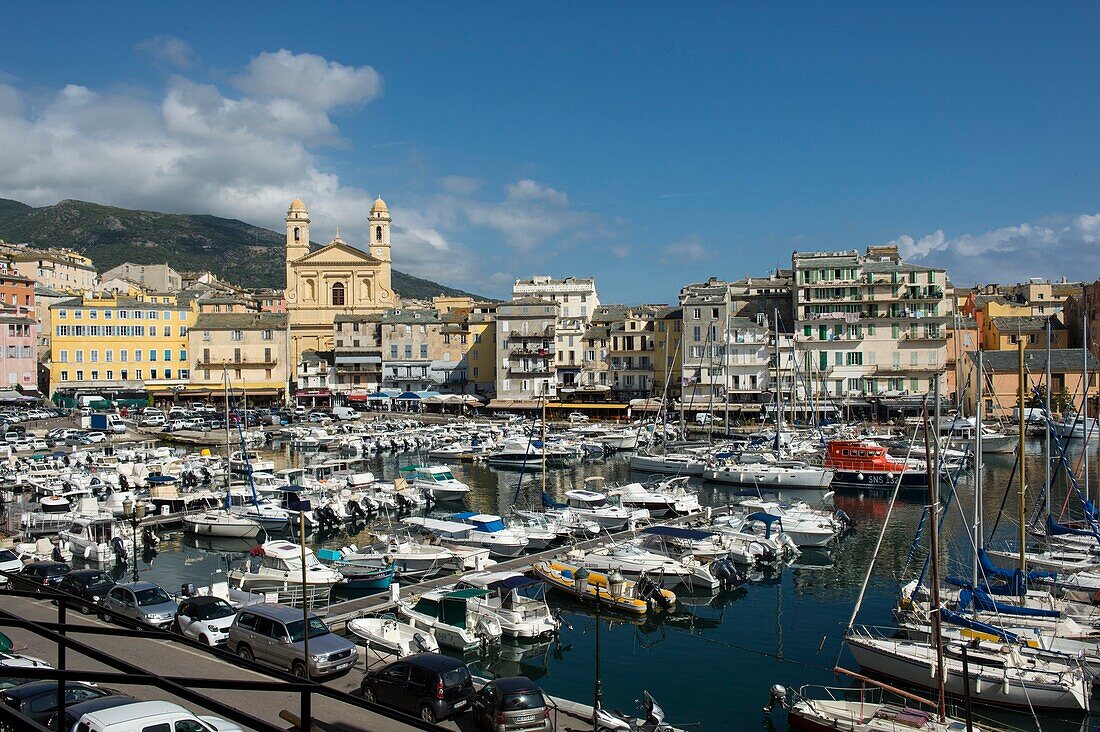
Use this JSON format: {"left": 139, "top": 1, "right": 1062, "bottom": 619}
{"left": 433, "top": 471, "right": 456, "bottom": 481}
{"left": 135, "top": 587, "right": 172, "bottom": 606}
{"left": 286, "top": 616, "right": 330, "bottom": 642}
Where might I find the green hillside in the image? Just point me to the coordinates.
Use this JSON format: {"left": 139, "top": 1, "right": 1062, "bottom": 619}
{"left": 0, "top": 198, "right": 484, "bottom": 300}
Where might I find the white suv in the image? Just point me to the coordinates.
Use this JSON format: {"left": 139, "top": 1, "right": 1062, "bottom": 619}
{"left": 75, "top": 700, "right": 244, "bottom": 732}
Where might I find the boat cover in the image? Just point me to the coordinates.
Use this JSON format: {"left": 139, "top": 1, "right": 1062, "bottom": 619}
{"left": 742, "top": 511, "right": 783, "bottom": 538}
{"left": 978, "top": 548, "right": 1056, "bottom": 583}
{"left": 642, "top": 526, "right": 716, "bottom": 541}
{"left": 488, "top": 575, "right": 541, "bottom": 592}
{"left": 541, "top": 491, "right": 567, "bottom": 509}
{"left": 1046, "top": 515, "right": 1100, "bottom": 544}
{"left": 958, "top": 587, "right": 1061, "bottom": 618}
{"left": 939, "top": 608, "right": 1021, "bottom": 643}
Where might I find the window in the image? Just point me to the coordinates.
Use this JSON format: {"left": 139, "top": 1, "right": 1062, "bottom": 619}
{"left": 264, "top": 347, "right": 272, "bottom": 363}
{"left": 331, "top": 282, "right": 346, "bottom": 306}
{"left": 150, "top": 368, "right": 158, "bottom": 379}
{"left": 390, "top": 345, "right": 398, "bottom": 358}
{"left": 230, "top": 330, "right": 243, "bottom": 342}
{"left": 59, "top": 350, "right": 68, "bottom": 363}
{"left": 404, "top": 345, "right": 412, "bottom": 358}
{"left": 262, "top": 329, "right": 273, "bottom": 341}
{"left": 120, "top": 350, "right": 128, "bottom": 362}
{"left": 105, "top": 350, "right": 112, "bottom": 363}
{"left": 179, "top": 325, "right": 187, "bottom": 337}
{"left": 75, "top": 350, "right": 83, "bottom": 363}
{"left": 202, "top": 330, "right": 211, "bottom": 341}
{"left": 376, "top": 225, "right": 383, "bottom": 241}
{"left": 692, "top": 308, "right": 701, "bottom": 320}
{"left": 420, "top": 344, "right": 428, "bottom": 358}
{"left": 179, "top": 349, "right": 187, "bottom": 361}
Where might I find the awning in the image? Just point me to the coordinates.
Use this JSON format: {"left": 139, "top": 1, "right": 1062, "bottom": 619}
{"left": 347, "top": 390, "right": 370, "bottom": 402}
{"left": 245, "top": 388, "right": 280, "bottom": 397}
{"left": 366, "top": 392, "right": 391, "bottom": 401}
{"left": 487, "top": 399, "right": 540, "bottom": 409}
{"left": 296, "top": 389, "right": 331, "bottom": 398}
{"left": 0, "top": 390, "right": 22, "bottom": 402}
{"left": 551, "top": 402, "right": 629, "bottom": 410}
{"left": 628, "top": 398, "right": 664, "bottom": 411}
{"left": 396, "top": 391, "right": 421, "bottom": 400}
{"left": 740, "top": 404, "right": 763, "bottom": 412}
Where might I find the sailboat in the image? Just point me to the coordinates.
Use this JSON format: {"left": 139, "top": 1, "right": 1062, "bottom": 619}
{"left": 846, "top": 384, "right": 1090, "bottom": 713}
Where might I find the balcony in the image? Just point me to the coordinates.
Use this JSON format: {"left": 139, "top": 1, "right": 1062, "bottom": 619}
{"left": 508, "top": 329, "right": 554, "bottom": 339}
{"left": 900, "top": 288, "right": 945, "bottom": 301}
{"left": 196, "top": 359, "right": 277, "bottom": 370}
{"left": 902, "top": 331, "right": 947, "bottom": 342}
{"left": 509, "top": 347, "right": 554, "bottom": 357}
{"left": 510, "top": 364, "right": 553, "bottom": 375}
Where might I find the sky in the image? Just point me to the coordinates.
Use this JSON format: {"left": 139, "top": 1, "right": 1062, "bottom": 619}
{"left": 1, "top": 2, "right": 1099, "bottom": 303}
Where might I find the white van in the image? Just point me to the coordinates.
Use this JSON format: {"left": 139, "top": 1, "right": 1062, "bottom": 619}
{"left": 76, "top": 700, "right": 245, "bottom": 732}
{"left": 331, "top": 406, "right": 358, "bottom": 420}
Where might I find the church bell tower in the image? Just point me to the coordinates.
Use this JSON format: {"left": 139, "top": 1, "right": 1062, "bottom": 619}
{"left": 285, "top": 198, "right": 310, "bottom": 303}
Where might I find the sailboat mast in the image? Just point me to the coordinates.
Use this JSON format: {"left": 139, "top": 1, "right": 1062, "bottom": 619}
{"left": 224, "top": 366, "right": 233, "bottom": 493}
{"left": 774, "top": 307, "right": 781, "bottom": 454}
{"left": 923, "top": 382, "right": 946, "bottom": 721}
{"left": 1045, "top": 318, "right": 1052, "bottom": 520}
{"left": 973, "top": 351, "right": 983, "bottom": 587}
{"left": 1017, "top": 337, "right": 1027, "bottom": 573}
{"left": 541, "top": 396, "right": 547, "bottom": 494}
{"left": 1083, "top": 285, "right": 1091, "bottom": 504}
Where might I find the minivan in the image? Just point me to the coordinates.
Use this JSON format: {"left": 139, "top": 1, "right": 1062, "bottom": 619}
{"left": 331, "top": 406, "right": 357, "bottom": 420}
{"left": 360, "top": 652, "right": 475, "bottom": 723}
{"left": 74, "top": 700, "right": 244, "bottom": 732}
{"left": 228, "top": 603, "right": 358, "bottom": 679}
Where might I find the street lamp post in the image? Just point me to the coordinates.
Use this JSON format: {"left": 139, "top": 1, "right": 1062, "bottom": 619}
{"left": 122, "top": 498, "right": 145, "bottom": 582}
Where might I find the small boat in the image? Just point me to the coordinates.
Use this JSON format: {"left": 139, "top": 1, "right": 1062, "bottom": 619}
{"left": 339, "top": 534, "right": 457, "bottom": 580}
{"left": 347, "top": 614, "right": 440, "bottom": 657}
{"left": 606, "top": 478, "right": 701, "bottom": 518}
{"left": 397, "top": 588, "right": 504, "bottom": 652}
{"left": 771, "top": 681, "right": 981, "bottom": 732}
{"left": 483, "top": 438, "right": 572, "bottom": 469}
{"left": 316, "top": 549, "right": 396, "bottom": 589}
{"left": 229, "top": 450, "right": 276, "bottom": 475}
{"left": 399, "top": 464, "right": 471, "bottom": 502}
{"left": 628, "top": 451, "right": 708, "bottom": 476}
{"left": 227, "top": 540, "right": 343, "bottom": 606}
{"left": 57, "top": 515, "right": 134, "bottom": 564}
{"left": 531, "top": 560, "right": 675, "bottom": 616}
{"left": 563, "top": 482, "right": 649, "bottom": 531}
{"left": 453, "top": 571, "right": 560, "bottom": 639}
{"left": 182, "top": 510, "right": 264, "bottom": 539}
{"left": 825, "top": 440, "right": 928, "bottom": 494}
{"left": 402, "top": 515, "right": 528, "bottom": 559}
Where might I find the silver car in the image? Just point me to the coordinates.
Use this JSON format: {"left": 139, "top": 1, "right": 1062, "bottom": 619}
{"left": 100, "top": 582, "right": 178, "bottom": 629}
{"left": 228, "top": 603, "right": 357, "bottom": 678}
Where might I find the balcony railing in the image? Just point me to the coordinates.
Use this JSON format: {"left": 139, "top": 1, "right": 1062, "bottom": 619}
{"left": 197, "top": 359, "right": 277, "bottom": 369}
{"left": 509, "top": 347, "right": 554, "bottom": 357}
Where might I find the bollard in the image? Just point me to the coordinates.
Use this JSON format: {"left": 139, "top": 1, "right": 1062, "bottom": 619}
{"left": 389, "top": 581, "right": 400, "bottom": 603}
{"left": 705, "top": 506, "right": 712, "bottom": 521}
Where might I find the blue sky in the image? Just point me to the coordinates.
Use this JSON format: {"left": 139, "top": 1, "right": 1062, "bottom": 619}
{"left": 2, "top": 2, "right": 1099, "bottom": 301}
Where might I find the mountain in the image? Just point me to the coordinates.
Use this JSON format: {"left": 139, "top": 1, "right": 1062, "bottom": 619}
{"left": 0, "top": 198, "right": 485, "bottom": 300}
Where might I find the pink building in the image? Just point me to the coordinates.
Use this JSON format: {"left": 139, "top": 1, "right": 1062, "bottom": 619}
{"left": 0, "top": 314, "right": 37, "bottom": 389}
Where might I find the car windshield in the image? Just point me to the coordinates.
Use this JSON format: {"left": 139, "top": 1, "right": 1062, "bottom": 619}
{"left": 285, "top": 616, "right": 329, "bottom": 642}
{"left": 502, "top": 691, "right": 545, "bottom": 711}
{"left": 441, "top": 666, "right": 471, "bottom": 688}
{"left": 0, "top": 550, "right": 15, "bottom": 562}
{"left": 134, "top": 587, "right": 171, "bottom": 606}
{"left": 86, "top": 574, "right": 113, "bottom": 590}
{"left": 196, "top": 601, "right": 235, "bottom": 621}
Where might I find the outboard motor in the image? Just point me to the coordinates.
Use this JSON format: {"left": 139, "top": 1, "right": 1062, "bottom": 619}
{"left": 51, "top": 543, "right": 64, "bottom": 562}
{"left": 711, "top": 558, "right": 744, "bottom": 592}
{"left": 142, "top": 527, "right": 159, "bottom": 547}
{"left": 413, "top": 632, "right": 432, "bottom": 653}
{"left": 834, "top": 509, "right": 855, "bottom": 531}
{"left": 347, "top": 500, "right": 365, "bottom": 520}
{"left": 110, "top": 536, "right": 128, "bottom": 563}
{"left": 763, "top": 684, "right": 788, "bottom": 714}
{"left": 635, "top": 576, "right": 673, "bottom": 612}
{"left": 395, "top": 493, "right": 412, "bottom": 511}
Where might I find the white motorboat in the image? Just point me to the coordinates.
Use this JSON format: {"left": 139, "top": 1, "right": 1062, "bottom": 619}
{"left": 564, "top": 483, "right": 649, "bottom": 531}
{"left": 937, "top": 416, "right": 1017, "bottom": 454}
{"left": 595, "top": 429, "right": 641, "bottom": 451}
{"left": 347, "top": 614, "right": 439, "bottom": 657}
{"left": 182, "top": 510, "right": 264, "bottom": 539}
{"left": 341, "top": 534, "right": 458, "bottom": 580}
{"left": 570, "top": 542, "right": 715, "bottom": 591}
{"left": 702, "top": 460, "right": 834, "bottom": 492}
{"left": 483, "top": 438, "right": 572, "bottom": 469}
{"left": 1051, "top": 413, "right": 1098, "bottom": 440}
{"left": 57, "top": 515, "right": 134, "bottom": 563}
{"left": 453, "top": 571, "right": 560, "bottom": 639}
{"left": 229, "top": 450, "right": 276, "bottom": 475}
{"left": 606, "top": 478, "right": 701, "bottom": 518}
{"left": 846, "top": 628, "right": 1089, "bottom": 712}
{"left": 225, "top": 488, "right": 292, "bottom": 531}
{"left": 398, "top": 588, "right": 503, "bottom": 652}
{"left": 227, "top": 540, "right": 343, "bottom": 606}
{"left": 735, "top": 499, "right": 840, "bottom": 547}
{"left": 19, "top": 495, "right": 76, "bottom": 536}
{"left": 403, "top": 515, "right": 528, "bottom": 558}
{"left": 399, "top": 464, "right": 471, "bottom": 502}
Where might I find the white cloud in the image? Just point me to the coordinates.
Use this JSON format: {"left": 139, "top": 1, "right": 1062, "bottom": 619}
{"left": 233, "top": 49, "right": 382, "bottom": 110}
{"left": 439, "top": 175, "right": 482, "bottom": 195}
{"left": 610, "top": 244, "right": 631, "bottom": 259}
{"left": 505, "top": 179, "right": 568, "bottom": 206}
{"left": 135, "top": 36, "right": 198, "bottom": 69}
{"left": 883, "top": 213, "right": 1100, "bottom": 284}
{"left": 659, "top": 234, "right": 712, "bottom": 264}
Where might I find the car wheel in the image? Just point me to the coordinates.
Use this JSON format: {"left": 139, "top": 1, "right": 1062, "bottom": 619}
{"left": 362, "top": 687, "right": 377, "bottom": 704}
{"left": 81, "top": 603, "right": 92, "bottom": 615}
{"left": 419, "top": 705, "right": 436, "bottom": 724}
{"left": 237, "top": 645, "right": 253, "bottom": 662}
{"left": 199, "top": 634, "right": 209, "bottom": 646}
{"left": 291, "top": 661, "right": 307, "bottom": 679}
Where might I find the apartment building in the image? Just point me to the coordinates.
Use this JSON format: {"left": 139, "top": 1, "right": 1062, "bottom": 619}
{"left": 466, "top": 303, "right": 498, "bottom": 396}
{"left": 512, "top": 277, "right": 599, "bottom": 390}
{"left": 579, "top": 323, "right": 610, "bottom": 389}
{"left": 791, "top": 244, "right": 950, "bottom": 399}
{"left": 0, "top": 314, "right": 37, "bottom": 390}
{"left": 679, "top": 279, "right": 733, "bottom": 405}
{"left": 49, "top": 291, "right": 195, "bottom": 395}
{"left": 99, "top": 263, "right": 182, "bottom": 293}
{"left": 983, "top": 315, "right": 1067, "bottom": 351}
{"left": 189, "top": 312, "right": 288, "bottom": 399}
{"left": 652, "top": 306, "right": 683, "bottom": 400}
{"left": 332, "top": 314, "right": 383, "bottom": 394}
{"left": 608, "top": 306, "right": 659, "bottom": 399}
{"left": 0, "top": 244, "right": 97, "bottom": 293}
{"left": 729, "top": 269, "right": 793, "bottom": 324}
{"left": 962, "top": 349, "right": 1098, "bottom": 416}
{"left": 380, "top": 309, "right": 445, "bottom": 393}
{"left": 496, "top": 299, "right": 559, "bottom": 400}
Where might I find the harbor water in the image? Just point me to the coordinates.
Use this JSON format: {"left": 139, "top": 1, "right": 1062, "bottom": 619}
{"left": 44, "top": 435, "right": 1100, "bottom": 731}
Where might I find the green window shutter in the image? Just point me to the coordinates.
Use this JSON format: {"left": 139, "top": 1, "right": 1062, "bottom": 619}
{"left": 868, "top": 324, "right": 876, "bottom": 336}
{"left": 803, "top": 325, "right": 811, "bottom": 337}
{"left": 892, "top": 324, "right": 900, "bottom": 339}
{"left": 819, "top": 351, "right": 828, "bottom": 370}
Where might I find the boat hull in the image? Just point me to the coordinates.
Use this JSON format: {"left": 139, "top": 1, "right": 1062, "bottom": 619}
{"left": 829, "top": 470, "right": 927, "bottom": 495}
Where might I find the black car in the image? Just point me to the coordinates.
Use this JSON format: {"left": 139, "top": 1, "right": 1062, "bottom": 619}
{"left": 471, "top": 676, "right": 553, "bottom": 732}
{"left": 19, "top": 562, "right": 72, "bottom": 589}
{"left": 45, "top": 694, "right": 138, "bottom": 732}
{"left": 57, "top": 570, "right": 117, "bottom": 614}
{"left": 2, "top": 681, "right": 117, "bottom": 724}
{"left": 360, "top": 652, "right": 474, "bottom": 723}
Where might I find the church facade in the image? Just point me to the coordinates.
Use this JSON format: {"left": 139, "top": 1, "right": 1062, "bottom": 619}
{"left": 284, "top": 197, "right": 395, "bottom": 365}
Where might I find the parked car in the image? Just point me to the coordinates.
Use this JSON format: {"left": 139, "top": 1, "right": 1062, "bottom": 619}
{"left": 228, "top": 603, "right": 358, "bottom": 679}
{"left": 84, "top": 431, "right": 108, "bottom": 443}
{"left": 57, "top": 569, "right": 117, "bottom": 614}
{"left": 1, "top": 680, "right": 118, "bottom": 725}
{"left": 174, "top": 596, "right": 236, "bottom": 646}
{"left": 73, "top": 699, "right": 245, "bottom": 732}
{"left": 19, "top": 561, "right": 72, "bottom": 589}
{"left": 45, "top": 694, "right": 140, "bottom": 732}
{"left": 141, "top": 414, "right": 166, "bottom": 427}
{"left": 100, "top": 581, "right": 177, "bottom": 629}
{"left": 0, "top": 653, "right": 53, "bottom": 691}
{"left": 360, "top": 652, "right": 475, "bottom": 723}
{"left": 471, "top": 676, "right": 553, "bottom": 732}
{"left": 0, "top": 548, "right": 22, "bottom": 586}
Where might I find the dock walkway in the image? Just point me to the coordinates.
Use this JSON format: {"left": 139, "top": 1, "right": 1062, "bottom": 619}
{"left": 324, "top": 506, "right": 732, "bottom": 628}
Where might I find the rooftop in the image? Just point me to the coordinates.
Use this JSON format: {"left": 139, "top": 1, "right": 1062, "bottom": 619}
{"left": 192, "top": 312, "right": 286, "bottom": 330}
{"left": 967, "top": 348, "right": 1098, "bottom": 373}
{"left": 989, "top": 315, "right": 1065, "bottom": 333}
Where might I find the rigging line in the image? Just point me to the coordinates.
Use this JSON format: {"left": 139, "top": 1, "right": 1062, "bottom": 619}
{"left": 846, "top": 395, "right": 928, "bottom": 632}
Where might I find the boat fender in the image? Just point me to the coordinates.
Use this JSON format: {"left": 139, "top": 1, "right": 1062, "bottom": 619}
{"left": 857, "top": 473, "right": 865, "bottom": 481}
{"left": 1001, "top": 667, "right": 1009, "bottom": 695}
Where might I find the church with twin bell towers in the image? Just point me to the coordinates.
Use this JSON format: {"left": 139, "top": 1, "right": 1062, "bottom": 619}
{"left": 284, "top": 196, "right": 395, "bottom": 364}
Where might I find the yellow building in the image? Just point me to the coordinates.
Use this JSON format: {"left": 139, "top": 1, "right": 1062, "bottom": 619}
{"left": 50, "top": 291, "right": 196, "bottom": 395}
{"left": 188, "top": 313, "right": 288, "bottom": 400}
{"left": 653, "top": 306, "right": 683, "bottom": 399}
{"left": 438, "top": 302, "right": 497, "bottom": 396}
{"left": 284, "top": 197, "right": 395, "bottom": 364}
{"left": 983, "top": 315, "right": 1067, "bottom": 351}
